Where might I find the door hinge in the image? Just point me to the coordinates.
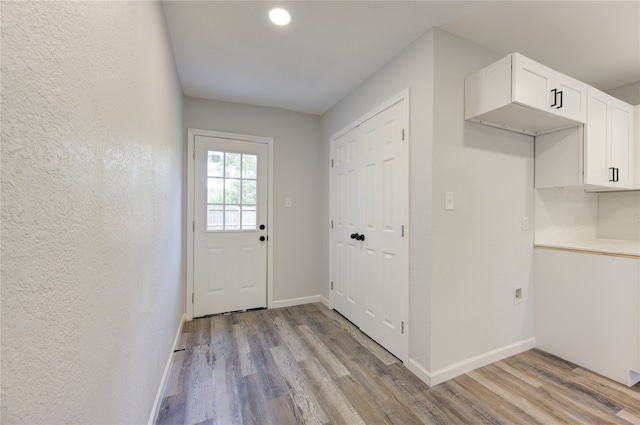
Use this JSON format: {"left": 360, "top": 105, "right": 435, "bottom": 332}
{"left": 401, "top": 225, "right": 405, "bottom": 237}
{"left": 193, "top": 150, "right": 195, "bottom": 160}
{"left": 331, "top": 220, "right": 334, "bottom": 229}
{"left": 192, "top": 293, "right": 194, "bottom": 304}
{"left": 192, "top": 221, "right": 195, "bottom": 232}
{"left": 402, "top": 128, "right": 405, "bottom": 141}
{"left": 401, "top": 321, "right": 405, "bottom": 334}
{"left": 331, "top": 158, "right": 334, "bottom": 168}
{"left": 331, "top": 281, "right": 334, "bottom": 290}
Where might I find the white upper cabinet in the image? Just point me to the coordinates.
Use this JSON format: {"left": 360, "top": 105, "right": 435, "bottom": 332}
{"left": 535, "top": 88, "right": 634, "bottom": 190}
{"left": 512, "top": 54, "right": 587, "bottom": 124}
{"left": 466, "top": 53, "right": 587, "bottom": 136}
{"left": 584, "top": 86, "right": 634, "bottom": 189}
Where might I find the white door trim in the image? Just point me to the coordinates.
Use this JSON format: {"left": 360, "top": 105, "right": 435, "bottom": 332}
{"left": 186, "top": 128, "right": 274, "bottom": 321}
{"left": 329, "top": 88, "right": 410, "bottom": 361}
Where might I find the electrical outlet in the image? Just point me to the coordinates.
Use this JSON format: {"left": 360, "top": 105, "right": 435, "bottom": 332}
{"left": 514, "top": 287, "right": 524, "bottom": 304}
{"left": 521, "top": 216, "right": 528, "bottom": 231}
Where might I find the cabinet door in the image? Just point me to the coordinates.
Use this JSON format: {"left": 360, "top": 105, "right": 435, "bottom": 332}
{"left": 584, "top": 88, "right": 610, "bottom": 186}
{"left": 512, "top": 53, "right": 555, "bottom": 113}
{"left": 610, "top": 98, "right": 634, "bottom": 188}
{"left": 585, "top": 87, "right": 635, "bottom": 189}
{"left": 553, "top": 73, "right": 587, "bottom": 123}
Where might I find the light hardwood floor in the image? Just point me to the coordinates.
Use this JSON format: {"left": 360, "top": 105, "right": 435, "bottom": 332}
{"left": 156, "top": 303, "right": 640, "bottom": 425}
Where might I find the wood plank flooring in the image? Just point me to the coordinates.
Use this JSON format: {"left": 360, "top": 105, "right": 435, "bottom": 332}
{"left": 156, "top": 303, "right": 640, "bottom": 425}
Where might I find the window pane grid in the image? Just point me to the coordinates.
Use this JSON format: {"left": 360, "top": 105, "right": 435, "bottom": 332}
{"left": 207, "top": 151, "right": 258, "bottom": 231}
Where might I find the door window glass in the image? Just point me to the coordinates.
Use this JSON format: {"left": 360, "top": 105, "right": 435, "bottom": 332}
{"left": 207, "top": 151, "right": 258, "bottom": 230}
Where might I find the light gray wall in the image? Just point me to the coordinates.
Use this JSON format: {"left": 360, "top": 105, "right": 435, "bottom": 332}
{"left": 430, "top": 29, "right": 535, "bottom": 373}
{"left": 184, "top": 97, "right": 323, "bottom": 304}
{"left": 321, "top": 30, "right": 436, "bottom": 371}
{"left": 606, "top": 81, "right": 640, "bottom": 106}
{"left": 321, "top": 28, "right": 536, "bottom": 382}
{"left": 1, "top": 2, "right": 184, "bottom": 423}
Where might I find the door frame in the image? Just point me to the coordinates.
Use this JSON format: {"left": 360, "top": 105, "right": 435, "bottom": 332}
{"left": 329, "top": 88, "right": 410, "bottom": 360}
{"left": 186, "top": 128, "right": 274, "bottom": 321}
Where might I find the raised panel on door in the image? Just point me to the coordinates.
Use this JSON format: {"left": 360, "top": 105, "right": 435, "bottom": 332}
{"left": 363, "top": 246, "right": 377, "bottom": 320}
{"left": 584, "top": 89, "right": 610, "bottom": 186}
{"left": 380, "top": 251, "right": 396, "bottom": 331}
{"left": 512, "top": 53, "right": 555, "bottom": 113}
{"left": 610, "top": 100, "right": 634, "bottom": 188}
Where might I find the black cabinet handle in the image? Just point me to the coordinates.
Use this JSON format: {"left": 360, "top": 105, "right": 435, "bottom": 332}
{"left": 609, "top": 167, "right": 620, "bottom": 182}
{"left": 351, "top": 233, "right": 358, "bottom": 239}
{"left": 357, "top": 234, "right": 365, "bottom": 241}
{"left": 557, "top": 90, "right": 563, "bottom": 109}
{"left": 550, "top": 89, "right": 563, "bottom": 109}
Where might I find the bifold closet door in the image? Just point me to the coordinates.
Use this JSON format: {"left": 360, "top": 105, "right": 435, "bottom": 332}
{"left": 332, "top": 99, "right": 408, "bottom": 361}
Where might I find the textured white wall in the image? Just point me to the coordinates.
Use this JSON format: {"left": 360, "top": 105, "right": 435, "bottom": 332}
{"left": 1, "top": 2, "right": 184, "bottom": 423}
{"left": 431, "top": 30, "right": 535, "bottom": 373}
{"left": 321, "top": 30, "right": 435, "bottom": 371}
{"left": 183, "top": 97, "right": 323, "bottom": 303}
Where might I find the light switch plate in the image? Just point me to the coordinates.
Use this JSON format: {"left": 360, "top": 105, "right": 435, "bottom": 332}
{"left": 445, "top": 192, "right": 454, "bottom": 211}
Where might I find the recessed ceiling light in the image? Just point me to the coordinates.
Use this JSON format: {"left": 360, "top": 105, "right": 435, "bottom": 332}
{"left": 269, "top": 8, "right": 291, "bottom": 26}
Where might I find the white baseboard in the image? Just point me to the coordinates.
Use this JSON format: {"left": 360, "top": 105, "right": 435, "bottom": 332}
{"left": 318, "top": 295, "right": 330, "bottom": 308}
{"left": 148, "top": 313, "right": 186, "bottom": 425}
{"left": 272, "top": 295, "right": 322, "bottom": 309}
{"left": 408, "top": 337, "right": 536, "bottom": 388}
{"left": 407, "top": 358, "right": 433, "bottom": 387}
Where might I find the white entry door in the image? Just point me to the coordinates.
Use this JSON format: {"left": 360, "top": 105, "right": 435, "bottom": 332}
{"left": 193, "top": 135, "right": 268, "bottom": 317}
{"left": 332, "top": 97, "right": 409, "bottom": 361}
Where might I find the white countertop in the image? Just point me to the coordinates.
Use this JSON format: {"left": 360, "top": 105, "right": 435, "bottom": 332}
{"left": 535, "top": 238, "right": 640, "bottom": 257}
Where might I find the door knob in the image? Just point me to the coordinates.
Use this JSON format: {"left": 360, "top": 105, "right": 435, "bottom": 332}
{"left": 260, "top": 224, "right": 265, "bottom": 230}
{"left": 260, "top": 236, "right": 266, "bottom": 242}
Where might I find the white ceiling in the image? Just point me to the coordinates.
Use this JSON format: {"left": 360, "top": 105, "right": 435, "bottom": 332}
{"left": 162, "top": 1, "right": 640, "bottom": 116}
